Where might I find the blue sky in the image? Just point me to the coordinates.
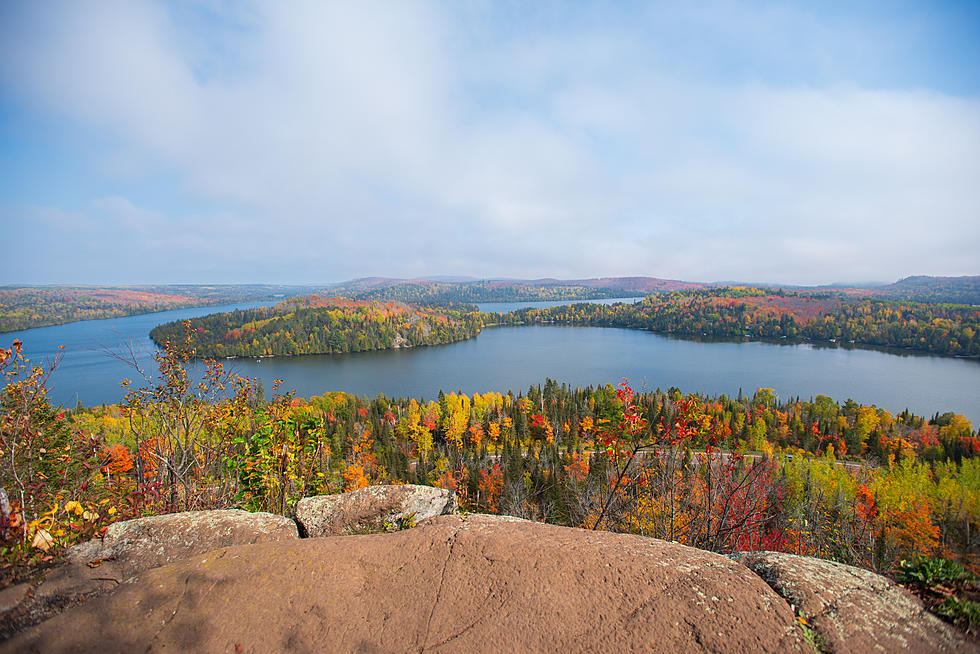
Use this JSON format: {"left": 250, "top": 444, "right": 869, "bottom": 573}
{"left": 1, "top": 1, "right": 978, "bottom": 285}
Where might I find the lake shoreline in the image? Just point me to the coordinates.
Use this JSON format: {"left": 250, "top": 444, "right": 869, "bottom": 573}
{"left": 6, "top": 305, "right": 979, "bottom": 424}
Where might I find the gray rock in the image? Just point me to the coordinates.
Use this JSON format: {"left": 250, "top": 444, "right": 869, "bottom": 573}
{"left": 64, "top": 509, "right": 299, "bottom": 578}
{"left": 296, "top": 484, "right": 457, "bottom": 537}
{"left": 733, "top": 550, "right": 977, "bottom": 653}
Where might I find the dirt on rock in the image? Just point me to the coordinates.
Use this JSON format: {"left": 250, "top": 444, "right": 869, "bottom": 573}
{"left": 4, "top": 514, "right": 809, "bottom": 654}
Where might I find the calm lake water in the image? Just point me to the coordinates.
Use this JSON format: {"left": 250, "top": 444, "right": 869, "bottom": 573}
{"left": 5, "top": 302, "right": 980, "bottom": 425}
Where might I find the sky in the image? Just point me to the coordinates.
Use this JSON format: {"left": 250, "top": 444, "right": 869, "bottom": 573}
{"left": 1, "top": 1, "right": 978, "bottom": 286}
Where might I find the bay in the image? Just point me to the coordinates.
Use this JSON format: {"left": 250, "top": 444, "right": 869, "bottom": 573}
{"left": 4, "top": 302, "right": 979, "bottom": 425}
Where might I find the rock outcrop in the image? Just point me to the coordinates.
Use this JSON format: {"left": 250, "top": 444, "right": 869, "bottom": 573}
{"left": 5, "top": 514, "right": 809, "bottom": 654}
{"left": 295, "top": 484, "right": 457, "bottom": 537}
{"left": 1, "top": 487, "right": 975, "bottom": 653}
{"left": 0, "top": 509, "right": 298, "bottom": 639}
{"left": 66, "top": 509, "right": 299, "bottom": 576}
{"left": 734, "top": 551, "right": 975, "bottom": 653}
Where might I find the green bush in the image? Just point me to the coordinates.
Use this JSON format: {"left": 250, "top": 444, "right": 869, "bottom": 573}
{"left": 935, "top": 597, "right": 980, "bottom": 634}
{"left": 894, "top": 556, "right": 976, "bottom": 588}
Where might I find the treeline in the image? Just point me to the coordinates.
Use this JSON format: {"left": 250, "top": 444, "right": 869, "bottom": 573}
{"left": 46, "top": 375, "right": 980, "bottom": 572}
{"left": 876, "top": 275, "right": 980, "bottom": 305}
{"left": 0, "top": 284, "right": 305, "bottom": 333}
{"left": 338, "top": 280, "right": 622, "bottom": 304}
{"left": 515, "top": 288, "right": 980, "bottom": 357}
{"left": 149, "top": 297, "right": 496, "bottom": 357}
{"left": 149, "top": 288, "right": 980, "bottom": 359}
{"left": 3, "top": 332, "right": 979, "bottom": 579}
{"left": 0, "top": 287, "right": 208, "bottom": 332}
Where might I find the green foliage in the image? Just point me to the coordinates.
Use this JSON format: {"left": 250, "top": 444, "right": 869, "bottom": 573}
{"left": 895, "top": 555, "right": 976, "bottom": 588}
{"left": 894, "top": 555, "right": 980, "bottom": 635}
{"left": 935, "top": 597, "right": 980, "bottom": 633}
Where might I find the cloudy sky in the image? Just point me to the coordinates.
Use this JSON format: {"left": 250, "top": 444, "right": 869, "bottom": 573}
{"left": 1, "top": 1, "right": 978, "bottom": 285}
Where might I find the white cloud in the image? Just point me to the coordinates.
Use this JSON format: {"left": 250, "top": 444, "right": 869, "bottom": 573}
{"left": 0, "top": 1, "right": 977, "bottom": 284}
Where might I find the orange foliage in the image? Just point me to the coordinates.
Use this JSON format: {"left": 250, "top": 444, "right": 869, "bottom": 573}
{"left": 886, "top": 501, "right": 940, "bottom": 556}
{"left": 477, "top": 465, "right": 503, "bottom": 513}
{"left": 342, "top": 464, "right": 370, "bottom": 491}
{"left": 103, "top": 444, "right": 133, "bottom": 476}
{"left": 564, "top": 453, "right": 590, "bottom": 484}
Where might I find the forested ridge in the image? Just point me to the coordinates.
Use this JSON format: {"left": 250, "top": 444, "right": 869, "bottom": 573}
{"left": 0, "top": 288, "right": 210, "bottom": 333}
{"left": 329, "top": 274, "right": 980, "bottom": 305}
{"left": 516, "top": 287, "right": 980, "bottom": 357}
{"left": 149, "top": 296, "right": 496, "bottom": 357}
{"left": 7, "top": 275, "right": 978, "bottom": 335}
{"left": 156, "top": 287, "right": 980, "bottom": 359}
{"left": 876, "top": 275, "right": 980, "bottom": 305}
{"left": 336, "top": 280, "right": 623, "bottom": 303}
{"left": 0, "top": 285, "right": 308, "bottom": 333}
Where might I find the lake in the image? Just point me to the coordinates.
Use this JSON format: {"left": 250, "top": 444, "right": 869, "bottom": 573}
{"left": 4, "top": 302, "right": 980, "bottom": 425}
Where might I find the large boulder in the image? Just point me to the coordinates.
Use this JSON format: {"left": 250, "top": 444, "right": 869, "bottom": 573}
{"left": 65, "top": 509, "right": 299, "bottom": 576}
{"left": 733, "top": 551, "right": 977, "bottom": 653}
{"left": 4, "top": 514, "right": 809, "bottom": 653}
{"left": 1, "top": 509, "right": 298, "bottom": 639}
{"left": 296, "top": 484, "right": 457, "bottom": 537}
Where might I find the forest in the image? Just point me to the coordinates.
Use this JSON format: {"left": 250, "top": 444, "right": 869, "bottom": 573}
{"left": 328, "top": 274, "right": 980, "bottom": 305}
{"left": 515, "top": 287, "right": 980, "bottom": 357}
{"left": 334, "top": 279, "right": 623, "bottom": 303}
{"left": 154, "top": 288, "right": 980, "bottom": 360}
{"left": 875, "top": 275, "right": 980, "bottom": 305}
{"left": 149, "top": 297, "right": 495, "bottom": 357}
{"left": 0, "top": 285, "right": 306, "bottom": 333}
{"left": 6, "top": 275, "right": 979, "bottom": 335}
{"left": 2, "top": 334, "right": 978, "bottom": 578}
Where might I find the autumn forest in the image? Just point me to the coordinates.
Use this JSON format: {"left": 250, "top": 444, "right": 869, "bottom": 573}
{"left": 150, "top": 287, "right": 980, "bottom": 360}
{"left": 2, "top": 276, "right": 980, "bottom": 633}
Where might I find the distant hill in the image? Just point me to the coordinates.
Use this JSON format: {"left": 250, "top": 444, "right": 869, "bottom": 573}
{"left": 513, "top": 286, "right": 980, "bottom": 358}
{"left": 6, "top": 275, "right": 976, "bottom": 334}
{"left": 329, "top": 277, "right": 477, "bottom": 291}
{"left": 707, "top": 276, "right": 980, "bottom": 304}
{"left": 523, "top": 277, "right": 706, "bottom": 293}
{"left": 324, "top": 275, "right": 980, "bottom": 305}
{"left": 874, "top": 275, "right": 980, "bottom": 304}
{"left": 0, "top": 284, "right": 313, "bottom": 333}
{"left": 325, "top": 276, "right": 708, "bottom": 303}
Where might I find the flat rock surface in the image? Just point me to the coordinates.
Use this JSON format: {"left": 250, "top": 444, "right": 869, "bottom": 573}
{"left": 734, "top": 551, "right": 978, "bottom": 653}
{"left": 5, "top": 514, "right": 808, "bottom": 653}
{"left": 0, "top": 509, "right": 298, "bottom": 638}
{"left": 296, "top": 484, "right": 457, "bottom": 537}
